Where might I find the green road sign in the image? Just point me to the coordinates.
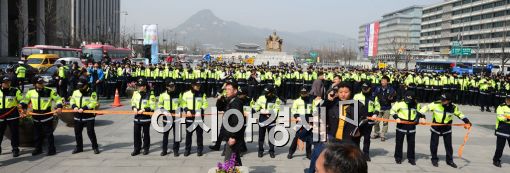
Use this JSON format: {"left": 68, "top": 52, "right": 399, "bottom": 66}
{"left": 450, "top": 47, "right": 472, "bottom": 56}
{"left": 451, "top": 48, "right": 460, "bottom": 55}
{"left": 461, "top": 48, "right": 472, "bottom": 55}
{"left": 452, "top": 41, "right": 461, "bottom": 47}
{"left": 309, "top": 51, "right": 318, "bottom": 59}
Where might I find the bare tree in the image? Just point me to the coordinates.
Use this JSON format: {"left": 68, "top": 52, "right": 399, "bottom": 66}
{"left": 188, "top": 40, "right": 204, "bottom": 55}
{"left": 390, "top": 33, "right": 409, "bottom": 69}
{"left": 500, "top": 23, "right": 510, "bottom": 71}
{"left": 15, "top": 0, "right": 29, "bottom": 56}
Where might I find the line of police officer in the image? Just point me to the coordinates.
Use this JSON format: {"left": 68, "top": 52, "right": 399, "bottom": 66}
{"left": 93, "top": 62, "right": 510, "bottom": 111}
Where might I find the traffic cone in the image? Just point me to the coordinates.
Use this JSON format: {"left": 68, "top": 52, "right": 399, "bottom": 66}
{"left": 111, "top": 89, "right": 123, "bottom": 107}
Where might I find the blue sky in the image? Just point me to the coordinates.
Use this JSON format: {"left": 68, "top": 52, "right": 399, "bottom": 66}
{"left": 121, "top": 0, "right": 443, "bottom": 38}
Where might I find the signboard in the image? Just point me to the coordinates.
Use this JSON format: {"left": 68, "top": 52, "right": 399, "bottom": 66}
{"left": 450, "top": 40, "right": 472, "bottom": 56}
{"left": 364, "top": 21, "right": 380, "bottom": 57}
{"left": 143, "top": 24, "right": 159, "bottom": 64}
{"left": 461, "top": 48, "right": 472, "bottom": 55}
{"left": 309, "top": 51, "right": 318, "bottom": 59}
{"left": 450, "top": 47, "right": 471, "bottom": 56}
{"left": 452, "top": 41, "right": 461, "bottom": 47}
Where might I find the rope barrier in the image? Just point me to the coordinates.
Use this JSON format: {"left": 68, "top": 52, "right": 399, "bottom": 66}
{"left": 367, "top": 117, "right": 471, "bottom": 158}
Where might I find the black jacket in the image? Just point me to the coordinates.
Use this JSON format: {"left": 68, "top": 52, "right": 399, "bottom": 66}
{"left": 224, "top": 96, "right": 244, "bottom": 144}
{"left": 322, "top": 98, "right": 368, "bottom": 142}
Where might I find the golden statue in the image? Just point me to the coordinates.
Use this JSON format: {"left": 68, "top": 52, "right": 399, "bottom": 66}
{"left": 266, "top": 31, "right": 283, "bottom": 52}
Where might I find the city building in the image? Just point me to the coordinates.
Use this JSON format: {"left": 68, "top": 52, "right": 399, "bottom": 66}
{"left": 420, "top": 0, "right": 510, "bottom": 60}
{"left": 0, "top": 0, "right": 120, "bottom": 57}
{"left": 358, "top": 6, "right": 424, "bottom": 60}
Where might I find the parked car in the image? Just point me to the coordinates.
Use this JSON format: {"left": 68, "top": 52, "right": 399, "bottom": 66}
{"left": 39, "top": 65, "right": 59, "bottom": 87}
{"left": 130, "top": 58, "right": 149, "bottom": 65}
{"left": 0, "top": 62, "right": 38, "bottom": 82}
{"left": 26, "top": 54, "right": 59, "bottom": 71}
{"left": 55, "top": 57, "right": 85, "bottom": 67}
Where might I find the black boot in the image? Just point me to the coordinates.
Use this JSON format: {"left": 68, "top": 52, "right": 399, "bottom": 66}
{"left": 432, "top": 160, "right": 438, "bottom": 167}
{"left": 47, "top": 149, "right": 56, "bottom": 156}
{"left": 12, "top": 149, "right": 20, "bottom": 158}
{"left": 131, "top": 150, "right": 140, "bottom": 156}
{"left": 93, "top": 148, "right": 100, "bottom": 154}
{"left": 447, "top": 161, "right": 457, "bottom": 168}
{"left": 493, "top": 160, "right": 502, "bottom": 167}
{"left": 72, "top": 148, "right": 83, "bottom": 154}
{"left": 209, "top": 145, "right": 220, "bottom": 151}
{"left": 269, "top": 152, "right": 275, "bottom": 158}
{"left": 32, "top": 148, "right": 43, "bottom": 156}
{"left": 160, "top": 150, "right": 167, "bottom": 156}
{"left": 408, "top": 160, "right": 416, "bottom": 166}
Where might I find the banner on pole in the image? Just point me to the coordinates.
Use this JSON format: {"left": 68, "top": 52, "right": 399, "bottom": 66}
{"left": 143, "top": 25, "right": 159, "bottom": 64}
{"left": 364, "top": 21, "right": 379, "bottom": 58}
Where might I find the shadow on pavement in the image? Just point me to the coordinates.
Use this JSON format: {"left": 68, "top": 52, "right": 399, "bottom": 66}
{"left": 370, "top": 148, "right": 389, "bottom": 157}
{"left": 250, "top": 165, "right": 276, "bottom": 173}
{"left": 0, "top": 152, "right": 48, "bottom": 168}
{"left": 100, "top": 142, "right": 133, "bottom": 152}
{"left": 94, "top": 120, "right": 114, "bottom": 127}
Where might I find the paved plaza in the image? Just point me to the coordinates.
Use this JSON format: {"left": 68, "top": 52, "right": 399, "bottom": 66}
{"left": 1, "top": 98, "right": 510, "bottom": 173}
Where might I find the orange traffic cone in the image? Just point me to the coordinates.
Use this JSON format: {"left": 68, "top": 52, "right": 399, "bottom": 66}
{"left": 111, "top": 89, "right": 123, "bottom": 107}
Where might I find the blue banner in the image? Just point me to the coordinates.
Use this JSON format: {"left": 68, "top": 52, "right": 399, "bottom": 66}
{"left": 143, "top": 25, "right": 159, "bottom": 64}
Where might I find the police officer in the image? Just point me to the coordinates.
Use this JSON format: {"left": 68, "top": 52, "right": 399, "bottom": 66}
{"left": 253, "top": 86, "right": 281, "bottom": 158}
{"left": 56, "top": 61, "right": 69, "bottom": 99}
{"left": 21, "top": 77, "right": 63, "bottom": 156}
{"left": 493, "top": 94, "right": 510, "bottom": 167}
{"left": 158, "top": 80, "right": 182, "bottom": 157}
{"left": 182, "top": 80, "right": 208, "bottom": 157}
{"left": 420, "top": 93, "right": 471, "bottom": 168}
{"left": 480, "top": 78, "right": 491, "bottom": 112}
{"left": 353, "top": 82, "right": 380, "bottom": 162}
{"left": 70, "top": 79, "right": 100, "bottom": 154}
{"left": 104, "top": 63, "right": 117, "bottom": 99}
{"left": 118, "top": 64, "right": 131, "bottom": 97}
{"left": 287, "top": 87, "right": 316, "bottom": 160}
{"left": 15, "top": 61, "right": 26, "bottom": 92}
{"left": 131, "top": 78, "right": 156, "bottom": 156}
{"left": 0, "top": 76, "right": 23, "bottom": 157}
{"left": 391, "top": 91, "right": 425, "bottom": 165}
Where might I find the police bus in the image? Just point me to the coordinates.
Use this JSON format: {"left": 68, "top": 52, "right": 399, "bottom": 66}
{"left": 21, "top": 45, "right": 81, "bottom": 60}
{"left": 415, "top": 60, "right": 474, "bottom": 75}
{"left": 82, "top": 44, "right": 131, "bottom": 63}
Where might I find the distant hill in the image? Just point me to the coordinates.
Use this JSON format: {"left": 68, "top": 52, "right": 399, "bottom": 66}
{"left": 172, "top": 9, "right": 356, "bottom": 51}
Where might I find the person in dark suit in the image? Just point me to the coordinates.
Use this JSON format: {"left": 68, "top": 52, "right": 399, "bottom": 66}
{"left": 222, "top": 82, "right": 244, "bottom": 166}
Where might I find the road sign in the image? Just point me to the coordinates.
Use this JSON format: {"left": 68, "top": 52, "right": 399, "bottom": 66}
{"left": 450, "top": 47, "right": 461, "bottom": 55}
{"left": 452, "top": 41, "right": 461, "bottom": 47}
{"left": 309, "top": 51, "right": 318, "bottom": 59}
{"left": 461, "top": 48, "right": 472, "bottom": 55}
{"left": 450, "top": 47, "right": 471, "bottom": 56}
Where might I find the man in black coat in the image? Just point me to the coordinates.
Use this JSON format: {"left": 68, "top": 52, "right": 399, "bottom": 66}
{"left": 322, "top": 82, "right": 368, "bottom": 146}
{"left": 222, "top": 82, "right": 244, "bottom": 166}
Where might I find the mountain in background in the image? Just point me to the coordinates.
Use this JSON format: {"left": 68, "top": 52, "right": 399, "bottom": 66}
{"left": 172, "top": 9, "right": 356, "bottom": 52}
